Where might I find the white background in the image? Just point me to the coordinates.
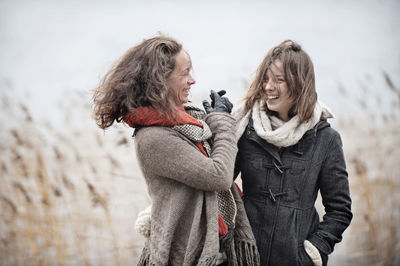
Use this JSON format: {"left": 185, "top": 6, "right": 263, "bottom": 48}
{"left": 1, "top": 0, "right": 399, "bottom": 123}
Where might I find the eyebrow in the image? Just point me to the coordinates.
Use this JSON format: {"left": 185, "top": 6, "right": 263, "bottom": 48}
{"left": 266, "top": 72, "right": 284, "bottom": 79}
{"left": 182, "top": 64, "right": 192, "bottom": 73}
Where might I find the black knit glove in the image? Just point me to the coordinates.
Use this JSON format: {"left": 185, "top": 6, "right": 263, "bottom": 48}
{"left": 202, "top": 90, "right": 233, "bottom": 114}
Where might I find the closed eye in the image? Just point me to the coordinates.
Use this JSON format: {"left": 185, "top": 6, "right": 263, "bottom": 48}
{"left": 181, "top": 67, "right": 192, "bottom": 76}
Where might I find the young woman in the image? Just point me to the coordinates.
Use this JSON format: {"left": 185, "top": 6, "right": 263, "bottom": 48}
{"left": 233, "top": 40, "right": 352, "bottom": 266}
{"left": 93, "top": 36, "right": 259, "bottom": 265}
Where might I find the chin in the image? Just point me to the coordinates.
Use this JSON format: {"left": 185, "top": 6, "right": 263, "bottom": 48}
{"left": 266, "top": 104, "right": 277, "bottom": 112}
{"left": 178, "top": 99, "right": 189, "bottom": 105}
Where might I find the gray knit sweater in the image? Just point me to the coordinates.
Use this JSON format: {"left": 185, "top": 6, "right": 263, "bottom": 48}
{"left": 134, "top": 112, "right": 259, "bottom": 265}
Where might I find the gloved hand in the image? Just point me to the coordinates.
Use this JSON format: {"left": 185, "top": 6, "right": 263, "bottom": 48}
{"left": 210, "top": 90, "right": 226, "bottom": 108}
{"left": 304, "top": 240, "right": 323, "bottom": 266}
{"left": 202, "top": 90, "right": 233, "bottom": 114}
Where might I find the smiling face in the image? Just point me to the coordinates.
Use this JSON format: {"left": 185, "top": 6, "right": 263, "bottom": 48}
{"left": 263, "top": 60, "right": 293, "bottom": 121}
{"left": 166, "top": 50, "right": 196, "bottom": 106}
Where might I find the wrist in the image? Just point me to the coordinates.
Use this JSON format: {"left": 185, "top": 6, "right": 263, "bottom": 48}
{"left": 304, "top": 240, "right": 323, "bottom": 266}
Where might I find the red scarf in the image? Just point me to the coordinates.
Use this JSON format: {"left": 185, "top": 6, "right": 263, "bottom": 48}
{"left": 123, "top": 106, "right": 228, "bottom": 235}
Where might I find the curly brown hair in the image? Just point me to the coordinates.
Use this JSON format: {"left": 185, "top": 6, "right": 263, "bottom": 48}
{"left": 244, "top": 40, "right": 317, "bottom": 123}
{"left": 92, "top": 36, "right": 183, "bottom": 129}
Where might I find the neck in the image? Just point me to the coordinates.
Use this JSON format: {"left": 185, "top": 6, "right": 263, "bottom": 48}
{"left": 278, "top": 112, "right": 290, "bottom": 122}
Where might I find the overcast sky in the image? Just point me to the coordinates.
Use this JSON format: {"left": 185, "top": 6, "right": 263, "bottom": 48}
{"left": 1, "top": 0, "right": 399, "bottom": 124}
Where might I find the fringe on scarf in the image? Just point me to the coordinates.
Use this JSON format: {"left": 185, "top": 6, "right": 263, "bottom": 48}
{"left": 226, "top": 239, "right": 260, "bottom": 266}
{"left": 138, "top": 245, "right": 220, "bottom": 266}
{"left": 198, "top": 255, "right": 218, "bottom": 266}
{"left": 225, "top": 185, "right": 260, "bottom": 266}
{"left": 137, "top": 246, "right": 151, "bottom": 266}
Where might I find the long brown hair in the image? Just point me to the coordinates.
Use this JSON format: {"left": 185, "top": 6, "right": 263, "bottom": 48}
{"left": 92, "top": 36, "right": 183, "bottom": 129}
{"left": 244, "top": 40, "right": 317, "bottom": 123}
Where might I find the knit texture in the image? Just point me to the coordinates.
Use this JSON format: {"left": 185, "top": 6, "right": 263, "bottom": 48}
{"left": 232, "top": 100, "right": 334, "bottom": 147}
{"left": 135, "top": 205, "right": 151, "bottom": 238}
{"left": 173, "top": 104, "right": 212, "bottom": 141}
{"left": 129, "top": 103, "right": 232, "bottom": 236}
{"left": 179, "top": 104, "right": 237, "bottom": 233}
{"left": 132, "top": 109, "right": 259, "bottom": 265}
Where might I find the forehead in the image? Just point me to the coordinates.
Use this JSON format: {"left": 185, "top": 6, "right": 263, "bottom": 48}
{"left": 267, "top": 60, "right": 284, "bottom": 76}
{"left": 174, "top": 50, "right": 191, "bottom": 70}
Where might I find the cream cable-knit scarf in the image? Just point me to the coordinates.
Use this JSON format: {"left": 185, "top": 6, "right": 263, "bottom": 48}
{"left": 233, "top": 100, "right": 334, "bottom": 147}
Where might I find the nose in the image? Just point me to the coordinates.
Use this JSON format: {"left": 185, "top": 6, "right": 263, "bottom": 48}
{"left": 264, "top": 79, "right": 275, "bottom": 91}
{"left": 188, "top": 74, "right": 196, "bottom": 85}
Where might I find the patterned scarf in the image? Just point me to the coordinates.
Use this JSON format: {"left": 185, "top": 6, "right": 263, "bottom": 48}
{"left": 123, "top": 102, "right": 237, "bottom": 236}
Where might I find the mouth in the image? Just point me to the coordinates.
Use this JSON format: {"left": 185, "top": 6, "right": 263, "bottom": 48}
{"left": 266, "top": 94, "right": 280, "bottom": 106}
{"left": 267, "top": 95, "right": 279, "bottom": 100}
{"left": 181, "top": 88, "right": 190, "bottom": 99}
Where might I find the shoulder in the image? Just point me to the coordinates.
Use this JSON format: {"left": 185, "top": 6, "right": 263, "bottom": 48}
{"left": 316, "top": 121, "right": 343, "bottom": 148}
{"left": 134, "top": 127, "right": 188, "bottom": 171}
{"left": 135, "top": 126, "right": 184, "bottom": 152}
{"left": 136, "top": 126, "right": 176, "bottom": 140}
{"left": 135, "top": 126, "right": 181, "bottom": 145}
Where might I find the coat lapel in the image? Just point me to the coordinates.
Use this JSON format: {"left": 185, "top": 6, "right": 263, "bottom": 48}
{"left": 246, "top": 118, "right": 282, "bottom": 164}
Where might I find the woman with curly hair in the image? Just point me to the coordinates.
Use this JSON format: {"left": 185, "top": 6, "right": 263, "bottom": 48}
{"left": 93, "top": 36, "right": 259, "bottom": 266}
{"left": 233, "top": 40, "right": 352, "bottom": 266}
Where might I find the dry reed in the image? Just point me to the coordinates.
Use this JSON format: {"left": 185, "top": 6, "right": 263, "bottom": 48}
{"left": 332, "top": 72, "right": 400, "bottom": 266}
{"left": 0, "top": 92, "right": 149, "bottom": 265}
{"left": 1, "top": 72, "right": 399, "bottom": 265}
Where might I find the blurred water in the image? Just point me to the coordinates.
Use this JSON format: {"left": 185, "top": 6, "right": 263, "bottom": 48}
{"left": 1, "top": 0, "right": 399, "bottom": 126}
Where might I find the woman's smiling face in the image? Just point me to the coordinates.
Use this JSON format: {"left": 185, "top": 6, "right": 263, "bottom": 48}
{"left": 263, "top": 60, "right": 293, "bottom": 121}
{"left": 166, "top": 50, "right": 196, "bottom": 106}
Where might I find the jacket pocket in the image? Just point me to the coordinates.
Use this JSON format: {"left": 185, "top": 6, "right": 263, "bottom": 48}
{"left": 297, "top": 246, "right": 314, "bottom": 266}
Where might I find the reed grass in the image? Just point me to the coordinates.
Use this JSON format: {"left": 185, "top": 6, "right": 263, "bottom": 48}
{"left": 332, "top": 72, "right": 400, "bottom": 266}
{"left": 0, "top": 72, "right": 399, "bottom": 265}
{"left": 0, "top": 93, "right": 149, "bottom": 265}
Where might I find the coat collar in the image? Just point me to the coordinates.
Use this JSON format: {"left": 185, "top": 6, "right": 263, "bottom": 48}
{"left": 245, "top": 119, "right": 331, "bottom": 163}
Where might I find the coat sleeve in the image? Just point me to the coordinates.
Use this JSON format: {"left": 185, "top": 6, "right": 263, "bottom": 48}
{"left": 233, "top": 153, "right": 241, "bottom": 181}
{"left": 233, "top": 131, "right": 247, "bottom": 181}
{"left": 308, "top": 131, "right": 353, "bottom": 256}
{"left": 135, "top": 112, "right": 238, "bottom": 192}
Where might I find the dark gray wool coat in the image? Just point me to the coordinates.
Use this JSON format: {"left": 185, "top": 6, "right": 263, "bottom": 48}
{"left": 234, "top": 119, "right": 352, "bottom": 266}
{"left": 135, "top": 113, "right": 259, "bottom": 266}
